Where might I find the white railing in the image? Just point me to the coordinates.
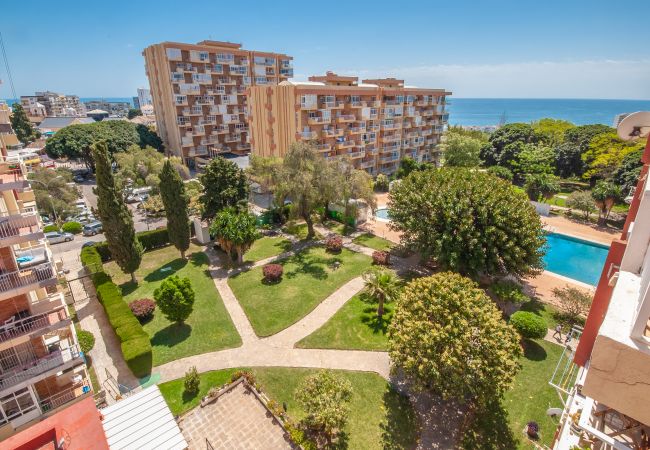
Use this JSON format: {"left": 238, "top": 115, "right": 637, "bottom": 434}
{"left": 0, "top": 344, "right": 81, "bottom": 391}
{"left": 0, "top": 262, "right": 55, "bottom": 293}
{"left": 0, "top": 213, "right": 40, "bottom": 240}
{"left": 0, "top": 306, "right": 68, "bottom": 344}
{"left": 40, "top": 379, "right": 90, "bottom": 413}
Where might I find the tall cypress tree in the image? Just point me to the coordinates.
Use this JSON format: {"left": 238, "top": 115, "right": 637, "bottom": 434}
{"left": 10, "top": 103, "right": 40, "bottom": 144}
{"left": 92, "top": 141, "right": 143, "bottom": 283}
{"left": 159, "top": 159, "right": 190, "bottom": 259}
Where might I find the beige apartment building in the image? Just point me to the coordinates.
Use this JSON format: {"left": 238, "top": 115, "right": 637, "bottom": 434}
{"left": 247, "top": 72, "right": 450, "bottom": 175}
{"left": 143, "top": 40, "right": 293, "bottom": 168}
{"left": 0, "top": 103, "right": 90, "bottom": 439}
{"left": 20, "top": 92, "right": 87, "bottom": 118}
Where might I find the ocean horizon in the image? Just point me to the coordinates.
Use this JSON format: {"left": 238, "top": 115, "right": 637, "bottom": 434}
{"left": 3, "top": 97, "right": 650, "bottom": 127}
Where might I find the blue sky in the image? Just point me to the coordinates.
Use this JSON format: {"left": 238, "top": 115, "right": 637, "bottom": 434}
{"left": 1, "top": 0, "right": 649, "bottom": 99}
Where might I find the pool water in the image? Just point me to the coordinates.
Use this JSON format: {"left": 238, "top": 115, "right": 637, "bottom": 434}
{"left": 376, "top": 208, "right": 390, "bottom": 220}
{"left": 542, "top": 233, "right": 608, "bottom": 286}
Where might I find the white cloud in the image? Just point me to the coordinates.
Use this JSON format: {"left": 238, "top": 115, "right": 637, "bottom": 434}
{"left": 332, "top": 59, "right": 650, "bottom": 99}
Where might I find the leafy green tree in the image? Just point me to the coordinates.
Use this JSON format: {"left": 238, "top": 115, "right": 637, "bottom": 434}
{"left": 135, "top": 124, "right": 164, "bottom": 151}
{"left": 185, "top": 180, "right": 204, "bottom": 217}
{"left": 486, "top": 165, "right": 513, "bottom": 182}
{"left": 10, "top": 103, "right": 40, "bottom": 144}
{"left": 531, "top": 118, "right": 574, "bottom": 146}
{"left": 389, "top": 168, "right": 546, "bottom": 278}
{"left": 127, "top": 108, "right": 143, "bottom": 119}
{"left": 337, "top": 158, "right": 376, "bottom": 224}
{"left": 154, "top": 275, "right": 195, "bottom": 324}
{"left": 564, "top": 124, "right": 613, "bottom": 153}
{"left": 160, "top": 160, "right": 190, "bottom": 259}
{"left": 283, "top": 142, "right": 323, "bottom": 239}
{"left": 396, "top": 156, "right": 420, "bottom": 179}
{"left": 362, "top": 268, "right": 399, "bottom": 320}
{"left": 247, "top": 155, "right": 290, "bottom": 222}
{"left": 92, "top": 141, "right": 143, "bottom": 283}
{"left": 509, "top": 311, "right": 547, "bottom": 340}
{"left": 316, "top": 157, "right": 343, "bottom": 220}
{"left": 515, "top": 144, "right": 555, "bottom": 176}
{"left": 566, "top": 191, "right": 596, "bottom": 220}
{"left": 445, "top": 125, "right": 489, "bottom": 142}
{"left": 28, "top": 168, "right": 79, "bottom": 222}
{"left": 388, "top": 272, "right": 522, "bottom": 403}
{"left": 591, "top": 180, "right": 622, "bottom": 224}
{"left": 374, "top": 173, "right": 389, "bottom": 192}
{"left": 613, "top": 147, "right": 644, "bottom": 194}
{"left": 199, "top": 156, "right": 249, "bottom": 220}
{"left": 554, "top": 142, "right": 584, "bottom": 178}
{"left": 115, "top": 145, "right": 187, "bottom": 193}
{"left": 209, "top": 209, "right": 259, "bottom": 264}
{"left": 553, "top": 285, "right": 592, "bottom": 325}
{"left": 582, "top": 132, "right": 644, "bottom": 181}
{"left": 295, "top": 371, "right": 353, "bottom": 446}
{"left": 524, "top": 173, "right": 560, "bottom": 202}
{"left": 479, "top": 123, "right": 537, "bottom": 168}
{"left": 441, "top": 132, "right": 482, "bottom": 167}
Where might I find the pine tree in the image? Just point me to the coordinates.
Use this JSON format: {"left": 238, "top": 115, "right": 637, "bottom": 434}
{"left": 159, "top": 159, "right": 190, "bottom": 259}
{"left": 10, "top": 103, "right": 40, "bottom": 144}
{"left": 92, "top": 141, "right": 143, "bottom": 283}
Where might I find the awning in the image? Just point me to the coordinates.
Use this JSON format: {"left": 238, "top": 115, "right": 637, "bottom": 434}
{"left": 101, "top": 385, "right": 187, "bottom": 450}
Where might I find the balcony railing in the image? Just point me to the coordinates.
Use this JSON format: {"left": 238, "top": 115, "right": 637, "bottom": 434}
{"left": 0, "top": 162, "right": 28, "bottom": 191}
{"left": 0, "top": 212, "right": 41, "bottom": 241}
{"left": 308, "top": 116, "right": 330, "bottom": 125}
{"left": 0, "top": 262, "right": 55, "bottom": 294}
{"left": 0, "top": 344, "right": 81, "bottom": 391}
{"left": 337, "top": 115, "right": 356, "bottom": 122}
{"left": 336, "top": 141, "right": 355, "bottom": 149}
{"left": 0, "top": 306, "right": 69, "bottom": 344}
{"left": 300, "top": 131, "right": 318, "bottom": 140}
{"left": 40, "top": 379, "right": 91, "bottom": 413}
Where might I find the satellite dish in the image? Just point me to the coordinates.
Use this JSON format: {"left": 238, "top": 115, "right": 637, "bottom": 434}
{"left": 617, "top": 111, "right": 650, "bottom": 141}
{"left": 546, "top": 407, "right": 563, "bottom": 417}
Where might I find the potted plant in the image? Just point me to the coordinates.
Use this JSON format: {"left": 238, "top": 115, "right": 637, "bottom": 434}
{"left": 526, "top": 421, "right": 539, "bottom": 439}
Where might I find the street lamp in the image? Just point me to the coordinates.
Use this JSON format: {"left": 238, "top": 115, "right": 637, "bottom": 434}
{"left": 29, "top": 176, "right": 64, "bottom": 226}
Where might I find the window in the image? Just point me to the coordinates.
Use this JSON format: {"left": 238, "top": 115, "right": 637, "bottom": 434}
{"left": 166, "top": 48, "right": 182, "bottom": 60}
{"left": 0, "top": 387, "right": 38, "bottom": 423}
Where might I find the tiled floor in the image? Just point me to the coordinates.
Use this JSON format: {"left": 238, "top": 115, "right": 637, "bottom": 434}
{"left": 179, "top": 383, "right": 293, "bottom": 449}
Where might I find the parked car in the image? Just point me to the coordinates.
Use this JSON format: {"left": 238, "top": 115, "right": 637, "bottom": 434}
{"left": 82, "top": 221, "right": 103, "bottom": 236}
{"left": 45, "top": 231, "right": 74, "bottom": 244}
{"left": 70, "top": 212, "right": 96, "bottom": 224}
{"left": 126, "top": 194, "right": 143, "bottom": 204}
{"left": 81, "top": 241, "right": 96, "bottom": 249}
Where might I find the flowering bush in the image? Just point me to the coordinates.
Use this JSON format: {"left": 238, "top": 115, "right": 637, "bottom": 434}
{"left": 372, "top": 250, "right": 390, "bottom": 266}
{"left": 128, "top": 298, "right": 155, "bottom": 322}
{"left": 325, "top": 235, "right": 343, "bottom": 253}
{"left": 263, "top": 263, "right": 283, "bottom": 283}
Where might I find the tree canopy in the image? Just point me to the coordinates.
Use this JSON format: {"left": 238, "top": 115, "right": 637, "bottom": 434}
{"left": 127, "top": 108, "right": 143, "bottom": 119}
{"left": 114, "top": 144, "right": 187, "bottom": 193}
{"left": 28, "top": 168, "right": 79, "bottom": 221}
{"left": 388, "top": 272, "right": 522, "bottom": 402}
{"left": 613, "top": 146, "right": 644, "bottom": 194}
{"left": 199, "top": 156, "right": 249, "bottom": 220}
{"left": 582, "top": 132, "right": 645, "bottom": 181}
{"left": 531, "top": 118, "right": 575, "bottom": 147}
{"left": 442, "top": 131, "right": 483, "bottom": 167}
{"left": 479, "top": 123, "right": 538, "bottom": 168}
{"left": 209, "top": 208, "right": 259, "bottom": 264}
{"left": 154, "top": 275, "right": 195, "bottom": 324}
{"left": 10, "top": 103, "right": 40, "bottom": 144}
{"left": 389, "top": 168, "right": 546, "bottom": 278}
{"left": 514, "top": 144, "right": 555, "bottom": 177}
{"left": 160, "top": 159, "right": 191, "bottom": 259}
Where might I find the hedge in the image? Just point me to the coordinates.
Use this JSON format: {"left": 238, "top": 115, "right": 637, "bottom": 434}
{"left": 62, "top": 221, "right": 83, "bottom": 234}
{"left": 81, "top": 246, "right": 152, "bottom": 378}
{"left": 93, "top": 228, "right": 170, "bottom": 262}
{"left": 44, "top": 224, "right": 59, "bottom": 233}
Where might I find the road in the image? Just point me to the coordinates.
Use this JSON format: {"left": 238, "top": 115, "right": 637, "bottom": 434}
{"left": 51, "top": 180, "right": 167, "bottom": 271}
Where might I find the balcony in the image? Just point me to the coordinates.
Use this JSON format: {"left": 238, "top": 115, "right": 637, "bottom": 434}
{"left": 380, "top": 155, "right": 399, "bottom": 164}
{"left": 212, "top": 125, "right": 229, "bottom": 134}
{"left": 0, "top": 304, "right": 69, "bottom": 348}
{"left": 360, "top": 160, "right": 375, "bottom": 169}
{"left": 308, "top": 116, "right": 331, "bottom": 125}
{"left": 381, "top": 134, "right": 401, "bottom": 143}
{"left": 236, "top": 143, "right": 251, "bottom": 152}
{"left": 416, "top": 99, "right": 428, "bottom": 106}
{"left": 0, "top": 162, "right": 28, "bottom": 191}
{"left": 322, "top": 128, "right": 344, "bottom": 138}
{"left": 0, "top": 344, "right": 82, "bottom": 392}
{"left": 216, "top": 54, "right": 234, "bottom": 64}
{"left": 0, "top": 262, "right": 57, "bottom": 301}
{"left": 381, "top": 122, "right": 400, "bottom": 131}
{"left": 39, "top": 375, "right": 91, "bottom": 414}
{"left": 217, "top": 77, "right": 235, "bottom": 85}
{"left": 280, "top": 68, "right": 293, "bottom": 77}
{"left": 224, "top": 135, "right": 240, "bottom": 143}
{"left": 348, "top": 126, "right": 367, "bottom": 134}
{"left": 384, "top": 99, "right": 403, "bottom": 106}
{"left": 337, "top": 114, "right": 356, "bottom": 123}
{"left": 0, "top": 212, "right": 43, "bottom": 245}
{"left": 229, "top": 65, "right": 248, "bottom": 76}
{"left": 336, "top": 141, "right": 355, "bottom": 150}
{"left": 346, "top": 151, "right": 365, "bottom": 159}
{"left": 300, "top": 131, "right": 318, "bottom": 140}
{"left": 316, "top": 144, "right": 331, "bottom": 152}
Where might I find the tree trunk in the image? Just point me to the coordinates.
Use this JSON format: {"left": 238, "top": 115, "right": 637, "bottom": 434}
{"left": 377, "top": 297, "right": 384, "bottom": 320}
{"left": 236, "top": 247, "right": 244, "bottom": 265}
{"left": 180, "top": 249, "right": 186, "bottom": 259}
{"left": 304, "top": 213, "right": 315, "bottom": 239}
{"left": 130, "top": 272, "right": 137, "bottom": 284}
{"left": 322, "top": 201, "right": 329, "bottom": 221}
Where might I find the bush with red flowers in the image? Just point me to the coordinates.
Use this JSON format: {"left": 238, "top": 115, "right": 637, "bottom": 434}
{"left": 372, "top": 250, "right": 390, "bottom": 266}
{"left": 129, "top": 298, "right": 155, "bottom": 322}
{"left": 325, "top": 235, "right": 343, "bottom": 253}
{"left": 263, "top": 263, "right": 283, "bottom": 283}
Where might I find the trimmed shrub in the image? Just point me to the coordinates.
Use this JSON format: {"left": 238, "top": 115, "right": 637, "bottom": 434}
{"left": 372, "top": 250, "right": 390, "bottom": 266}
{"left": 263, "top": 263, "right": 283, "bottom": 283}
{"left": 509, "top": 311, "right": 547, "bottom": 340}
{"left": 231, "top": 370, "right": 256, "bottom": 385}
{"left": 137, "top": 228, "right": 170, "bottom": 250}
{"left": 184, "top": 366, "right": 200, "bottom": 394}
{"left": 62, "top": 221, "right": 83, "bottom": 234}
{"left": 77, "top": 330, "right": 95, "bottom": 353}
{"left": 81, "top": 245, "right": 152, "bottom": 378}
{"left": 43, "top": 224, "right": 59, "bottom": 233}
{"left": 491, "top": 280, "right": 528, "bottom": 304}
{"left": 129, "top": 299, "right": 155, "bottom": 322}
{"left": 325, "top": 235, "right": 343, "bottom": 253}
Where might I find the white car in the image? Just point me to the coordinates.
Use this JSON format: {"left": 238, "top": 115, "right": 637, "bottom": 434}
{"left": 45, "top": 231, "right": 74, "bottom": 244}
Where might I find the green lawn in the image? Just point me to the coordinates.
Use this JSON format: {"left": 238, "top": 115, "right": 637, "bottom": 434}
{"left": 159, "top": 367, "right": 419, "bottom": 450}
{"left": 322, "top": 219, "right": 355, "bottom": 236}
{"left": 504, "top": 340, "right": 565, "bottom": 449}
{"left": 519, "top": 298, "right": 559, "bottom": 329}
{"left": 105, "top": 244, "right": 241, "bottom": 366}
{"left": 296, "top": 292, "right": 392, "bottom": 351}
{"left": 352, "top": 233, "right": 394, "bottom": 252}
{"left": 282, "top": 222, "right": 322, "bottom": 240}
{"left": 228, "top": 246, "right": 372, "bottom": 337}
{"left": 244, "top": 236, "right": 292, "bottom": 263}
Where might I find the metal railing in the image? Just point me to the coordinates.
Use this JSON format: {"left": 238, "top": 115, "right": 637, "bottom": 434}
{"left": 40, "top": 379, "right": 91, "bottom": 413}
{"left": 0, "top": 213, "right": 41, "bottom": 240}
{"left": 0, "top": 344, "right": 81, "bottom": 391}
{"left": 0, "top": 306, "right": 68, "bottom": 344}
{"left": 0, "top": 262, "right": 55, "bottom": 294}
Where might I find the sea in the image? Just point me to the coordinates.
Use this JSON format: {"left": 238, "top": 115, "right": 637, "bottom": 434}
{"left": 3, "top": 97, "right": 650, "bottom": 127}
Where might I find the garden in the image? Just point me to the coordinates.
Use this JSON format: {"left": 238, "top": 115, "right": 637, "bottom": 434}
{"left": 104, "top": 243, "right": 241, "bottom": 366}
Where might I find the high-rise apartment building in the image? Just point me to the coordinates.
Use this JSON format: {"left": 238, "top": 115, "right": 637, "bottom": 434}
{"left": 20, "top": 92, "right": 86, "bottom": 118}
{"left": 0, "top": 103, "right": 90, "bottom": 438}
{"left": 143, "top": 40, "right": 293, "bottom": 167}
{"left": 137, "top": 87, "right": 153, "bottom": 109}
{"left": 550, "top": 121, "right": 650, "bottom": 449}
{"left": 247, "top": 72, "right": 450, "bottom": 175}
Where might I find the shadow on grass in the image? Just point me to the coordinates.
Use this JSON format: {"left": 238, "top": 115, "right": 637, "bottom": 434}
{"left": 151, "top": 322, "right": 192, "bottom": 348}
{"left": 380, "top": 386, "right": 419, "bottom": 449}
{"left": 360, "top": 306, "right": 391, "bottom": 335}
{"left": 461, "top": 398, "right": 519, "bottom": 450}
{"left": 143, "top": 258, "right": 189, "bottom": 283}
{"left": 182, "top": 388, "right": 199, "bottom": 404}
{"left": 284, "top": 251, "right": 341, "bottom": 281}
{"left": 523, "top": 339, "right": 548, "bottom": 361}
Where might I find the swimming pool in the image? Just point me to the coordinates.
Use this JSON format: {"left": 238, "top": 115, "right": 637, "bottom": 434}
{"left": 375, "top": 207, "right": 390, "bottom": 220}
{"left": 543, "top": 233, "right": 608, "bottom": 286}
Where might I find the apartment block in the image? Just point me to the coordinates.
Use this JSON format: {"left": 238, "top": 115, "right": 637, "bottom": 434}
{"left": 247, "top": 72, "right": 450, "bottom": 176}
{"left": 20, "top": 92, "right": 86, "bottom": 118}
{"left": 0, "top": 104, "right": 90, "bottom": 439}
{"left": 83, "top": 100, "right": 131, "bottom": 117}
{"left": 550, "top": 126, "right": 650, "bottom": 449}
{"left": 137, "top": 87, "right": 153, "bottom": 108}
{"left": 143, "top": 40, "right": 293, "bottom": 167}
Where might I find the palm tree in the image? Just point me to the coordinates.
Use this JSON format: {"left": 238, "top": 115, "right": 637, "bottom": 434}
{"left": 362, "top": 268, "right": 399, "bottom": 320}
